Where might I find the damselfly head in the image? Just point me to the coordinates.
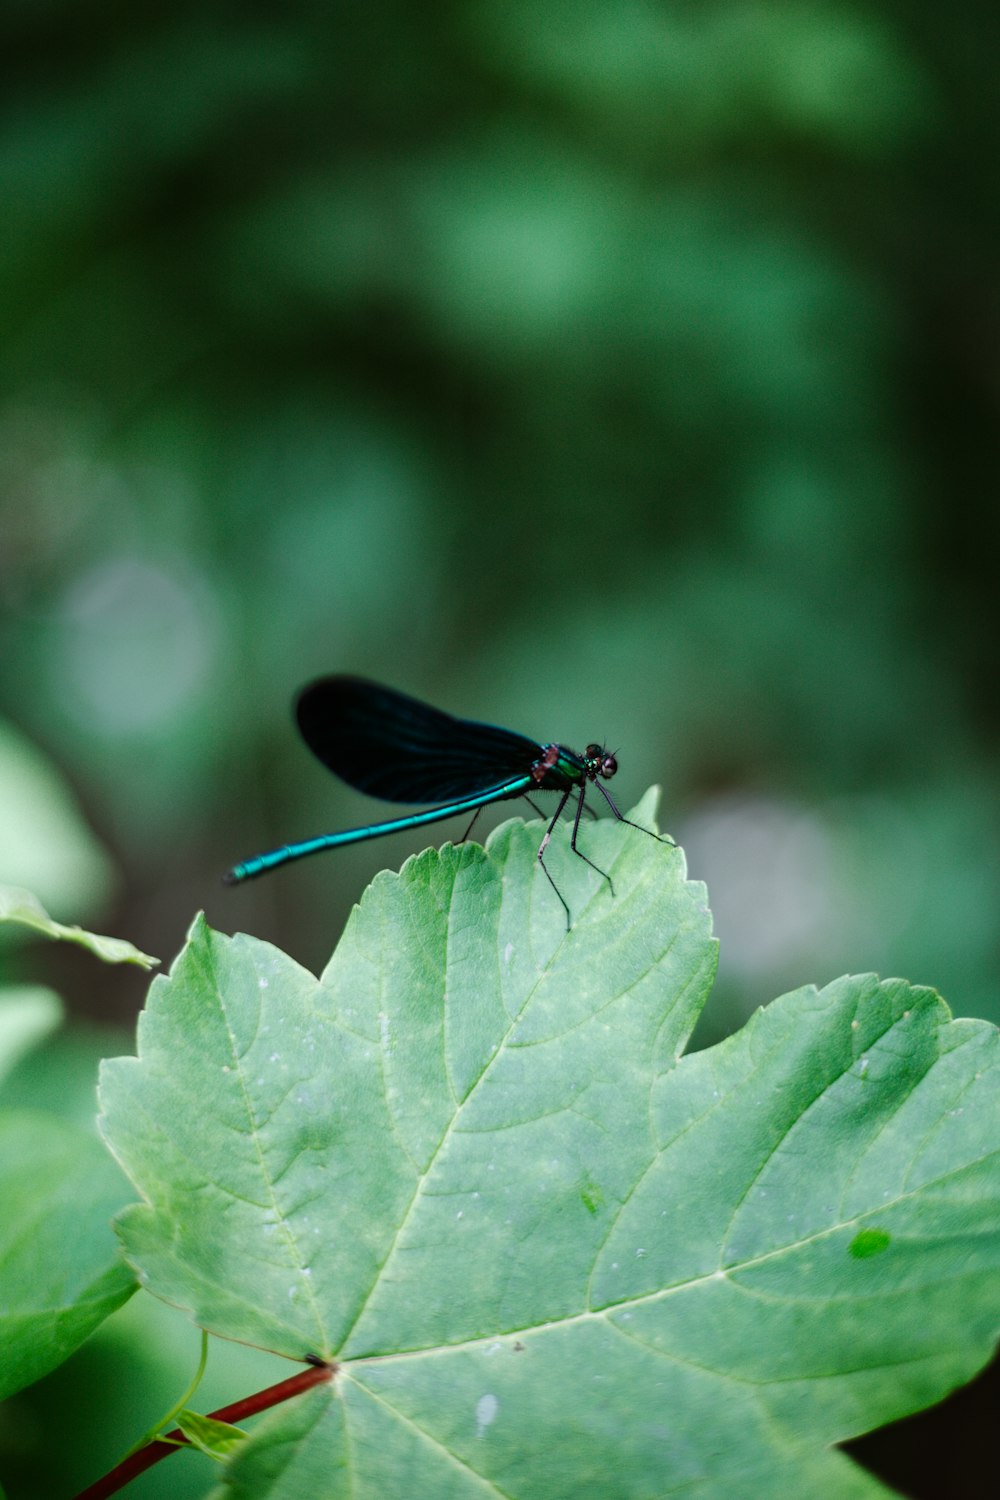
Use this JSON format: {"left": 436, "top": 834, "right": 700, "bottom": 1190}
{"left": 585, "top": 745, "right": 618, "bottom": 781}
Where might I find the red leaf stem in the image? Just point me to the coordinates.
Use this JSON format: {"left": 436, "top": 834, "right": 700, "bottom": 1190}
{"left": 73, "top": 1359, "right": 336, "bottom": 1500}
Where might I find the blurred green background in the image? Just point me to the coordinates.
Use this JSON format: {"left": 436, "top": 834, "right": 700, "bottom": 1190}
{"left": 1, "top": 2, "right": 997, "bottom": 1496}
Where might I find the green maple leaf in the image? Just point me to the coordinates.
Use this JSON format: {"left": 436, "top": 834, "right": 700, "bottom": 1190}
{"left": 99, "top": 795, "right": 1000, "bottom": 1498}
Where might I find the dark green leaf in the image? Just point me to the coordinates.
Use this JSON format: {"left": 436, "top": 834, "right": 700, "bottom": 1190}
{"left": 0, "top": 1112, "right": 136, "bottom": 1399}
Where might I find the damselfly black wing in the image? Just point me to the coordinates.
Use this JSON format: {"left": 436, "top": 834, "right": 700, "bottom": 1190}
{"left": 295, "top": 676, "right": 543, "bottom": 803}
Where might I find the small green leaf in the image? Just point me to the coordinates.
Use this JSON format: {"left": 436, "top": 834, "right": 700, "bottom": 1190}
{"left": 206, "top": 1387, "right": 342, "bottom": 1499}
{"left": 0, "top": 886, "right": 158, "bottom": 969}
{"left": 175, "top": 1409, "right": 249, "bottom": 1461}
{"left": 100, "top": 803, "right": 1000, "bottom": 1497}
{"left": 0, "top": 1113, "right": 137, "bottom": 1399}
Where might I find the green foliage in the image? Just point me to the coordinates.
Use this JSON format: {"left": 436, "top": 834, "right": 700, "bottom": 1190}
{"left": 0, "top": 921, "right": 138, "bottom": 1405}
{"left": 0, "top": 1111, "right": 135, "bottom": 1401}
{"left": 0, "top": 880, "right": 148, "bottom": 1404}
{"left": 0, "top": 886, "right": 159, "bottom": 969}
{"left": 88, "top": 804, "right": 999, "bottom": 1497}
{"left": 2, "top": 3, "right": 999, "bottom": 1492}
